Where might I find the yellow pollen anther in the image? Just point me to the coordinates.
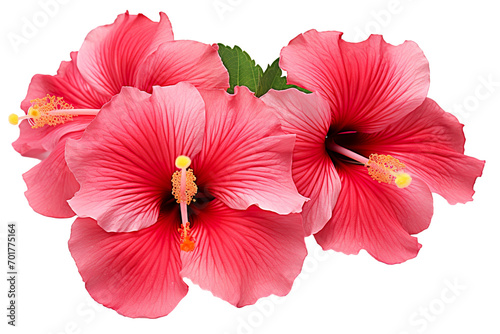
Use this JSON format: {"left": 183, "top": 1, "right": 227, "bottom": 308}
{"left": 175, "top": 155, "right": 191, "bottom": 169}
{"left": 8, "top": 114, "right": 19, "bottom": 125}
{"left": 171, "top": 168, "right": 198, "bottom": 205}
{"left": 179, "top": 222, "right": 195, "bottom": 252}
{"left": 365, "top": 153, "right": 412, "bottom": 188}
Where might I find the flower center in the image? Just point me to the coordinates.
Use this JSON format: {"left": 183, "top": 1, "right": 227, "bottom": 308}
{"left": 8, "top": 95, "right": 99, "bottom": 128}
{"left": 171, "top": 155, "right": 198, "bottom": 252}
{"left": 327, "top": 141, "right": 412, "bottom": 189}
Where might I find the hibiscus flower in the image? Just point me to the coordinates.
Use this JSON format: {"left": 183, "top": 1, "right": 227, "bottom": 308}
{"left": 65, "top": 83, "right": 307, "bottom": 318}
{"left": 9, "top": 11, "right": 229, "bottom": 218}
{"left": 262, "top": 30, "right": 485, "bottom": 264}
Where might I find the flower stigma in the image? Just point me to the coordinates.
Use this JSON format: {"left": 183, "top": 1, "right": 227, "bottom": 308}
{"left": 8, "top": 95, "right": 99, "bottom": 128}
{"left": 172, "top": 155, "right": 198, "bottom": 252}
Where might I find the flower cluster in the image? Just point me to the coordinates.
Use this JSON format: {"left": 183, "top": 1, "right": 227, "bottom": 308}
{"left": 9, "top": 12, "right": 484, "bottom": 318}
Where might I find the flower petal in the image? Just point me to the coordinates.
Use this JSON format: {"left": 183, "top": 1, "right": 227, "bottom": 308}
{"left": 21, "top": 52, "right": 110, "bottom": 112}
{"left": 314, "top": 163, "right": 433, "bottom": 264}
{"left": 23, "top": 134, "right": 81, "bottom": 218}
{"left": 262, "top": 90, "right": 341, "bottom": 235}
{"left": 350, "top": 98, "right": 485, "bottom": 204}
{"left": 135, "top": 41, "right": 229, "bottom": 92}
{"left": 281, "top": 30, "right": 430, "bottom": 133}
{"left": 67, "top": 84, "right": 205, "bottom": 232}
{"left": 77, "top": 12, "right": 174, "bottom": 97}
{"left": 69, "top": 212, "right": 187, "bottom": 318}
{"left": 181, "top": 199, "right": 306, "bottom": 307}
{"left": 194, "top": 87, "right": 306, "bottom": 215}
{"left": 12, "top": 115, "right": 94, "bottom": 160}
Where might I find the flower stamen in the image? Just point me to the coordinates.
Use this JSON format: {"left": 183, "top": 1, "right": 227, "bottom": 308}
{"left": 327, "top": 141, "right": 412, "bottom": 189}
{"left": 8, "top": 95, "right": 99, "bottom": 128}
{"left": 171, "top": 163, "right": 198, "bottom": 205}
{"left": 172, "top": 155, "right": 198, "bottom": 252}
{"left": 365, "top": 153, "right": 412, "bottom": 189}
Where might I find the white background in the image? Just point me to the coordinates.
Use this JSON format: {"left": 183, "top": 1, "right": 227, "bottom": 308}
{"left": 1, "top": 0, "right": 499, "bottom": 333}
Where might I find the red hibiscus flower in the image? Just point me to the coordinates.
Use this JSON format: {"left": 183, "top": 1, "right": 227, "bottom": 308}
{"left": 262, "top": 30, "right": 485, "bottom": 264}
{"left": 65, "top": 83, "right": 307, "bottom": 318}
{"left": 10, "top": 11, "right": 229, "bottom": 218}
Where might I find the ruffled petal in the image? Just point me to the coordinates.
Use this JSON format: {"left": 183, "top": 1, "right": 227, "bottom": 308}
{"left": 350, "top": 98, "right": 485, "bottom": 204}
{"left": 77, "top": 12, "right": 174, "bottom": 96}
{"left": 314, "top": 163, "right": 433, "bottom": 264}
{"left": 281, "top": 30, "right": 430, "bottom": 133}
{"left": 262, "top": 90, "right": 341, "bottom": 235}
{"left": 21, "top": 52, "right": 110, "bottom": 112}
{"left": 67, "top": 84, "right": 205, "bottom": 232}
{"left": 194, "top": 86, "right": 306, "bottom": 215}
{"left": 23, "top": 133, "right": 81, "bottom": 218}
{"left": 181, "top": 199, "right": 306, "bottom": 307}
{"left": 135, "top": 41, "right": 229, "bottom": 92}
{"left": 12, "top": 116, "right": 93, "bottom": 160}
{"left": 69, "top": 212, "right": 187, "bottom": 318}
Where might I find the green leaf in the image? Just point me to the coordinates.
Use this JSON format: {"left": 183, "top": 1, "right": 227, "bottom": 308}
{"left": 256, "top": 58, "right": 311, "bottom": 97}
{"left": 255, "top": 58, "right": 287, "bottom": 96}
{"left": 217, "top": 44, "right": 311, "bottom": 96}
{"left": 217, "top": 44, "right": 263, "bottom": 94}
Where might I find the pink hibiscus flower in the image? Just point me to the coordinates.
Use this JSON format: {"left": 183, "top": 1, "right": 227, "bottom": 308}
{"left": 9, "top": 11, "right": 229, "bottom": 218}
{"left": 65, "top": 83, "right": 307, "bottom": 318}
{"left": 262, "top": 30, "right": 485, "bottom": 264}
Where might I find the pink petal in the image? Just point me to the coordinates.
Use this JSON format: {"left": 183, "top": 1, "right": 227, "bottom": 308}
{"left": 69, "top": 212, "right": 187, "bottom": 318}
{"left": 314, "top": 163, "right": 433, "bottom": 264}
{"left": 67, "top": 84, "right": 205, "bottom": 232}
{"left": 23, "top": 133, "right": 81, "bottom": 218}
{"left": 194, "top": 86, "right": 306, "bottom": 215}
{"left": 281, "top": 30, "right": 430, "bottom": 133}
{"left": 180, "top": 199, "right": 306, "bottom": 307}
{"left": 21, "top": 52, "right": 110, "bottom": 112}
{"left": 350, "top": 98, "right": 485, "bottom": 204}
{"left": 12, "top": 116, "right": 93, "bottom": 218}
{"left": 262, "top": 90, "right": 341, "bottom": 235}
{"left": 135, "top": 41, "right": 229, "bottom": 92}
{"left": 12, "top": 116, "right": 93, "bottom": 160}
{"left": 77, "top": 12, "right": 174, "bottom": 97}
